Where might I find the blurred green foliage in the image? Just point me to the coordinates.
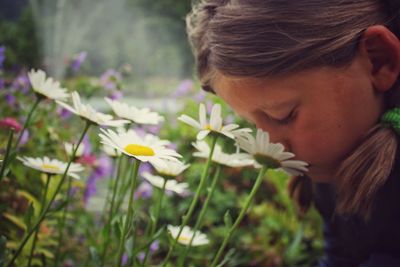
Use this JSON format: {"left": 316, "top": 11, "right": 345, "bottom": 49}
{"left": 0, "top": 7, "right": 40, "bottom": 69}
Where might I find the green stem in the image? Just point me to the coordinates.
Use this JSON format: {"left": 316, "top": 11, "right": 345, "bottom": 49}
{"left": 179, "top": 165, "right": 222, "bottom": 266}
{"left": 116, "top": 159, "right": 140, "bottom": 267}
{"left": 114, "top": 157, "right": 130, "bottom": 215}
{"left": 99, "top": 155, "right": 123, "bottom": 267}
{"left": 54, "top": 173, "right": 74, "bottom": 267}
{"left": 0, "top": 129, "right": 14, "bottom": 182}
{"left": 209, "top": 166, "right": 267, "bottom": 267}
{"left": 6, "top": 121, "right": 91, "bottom": 267}
{"left": 27, "top": 173, "right": 51, "bottom": 267}
{"left": 142, "top": 178, "right": 167, "bottom": 266}
{"left": 15, "top": 96, "right": 42, "bottom": 149}
{"left": 161, "top": 135, "right": 218, "bottom": 267}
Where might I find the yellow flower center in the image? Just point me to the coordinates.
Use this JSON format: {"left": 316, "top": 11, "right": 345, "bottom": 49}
{"left": 41, "top": 164, "right": 61, "bottom": 172}
{"left": 178, "top": 235, "right": 191, "bottom": 243}
{"left": 205, "top": 124, "right": 212, "bottom": 130}
{"left": 124, "top": 144, "right": 155, "bottom": 156}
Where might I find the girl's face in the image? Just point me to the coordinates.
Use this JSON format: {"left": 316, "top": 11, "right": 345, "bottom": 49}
{"left": 213, "top": 56, "right": 385, "bottom": 182}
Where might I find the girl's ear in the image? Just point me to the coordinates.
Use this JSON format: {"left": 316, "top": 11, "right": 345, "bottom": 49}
{"left": 359, "top": 25, "right": 400, "bottom": 92}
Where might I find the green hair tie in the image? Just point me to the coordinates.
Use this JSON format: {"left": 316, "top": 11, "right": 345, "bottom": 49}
{"left": 381, "top": 108, "right": 400, "bottom": 135}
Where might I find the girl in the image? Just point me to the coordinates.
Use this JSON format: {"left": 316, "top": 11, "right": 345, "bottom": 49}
{"left": 186, "top": 0, "right": 400, "bottom": 266}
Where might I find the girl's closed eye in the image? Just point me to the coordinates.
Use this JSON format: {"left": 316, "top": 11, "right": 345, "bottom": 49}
{"left": 264, "top": 109, "right": 296, "bottom": 125}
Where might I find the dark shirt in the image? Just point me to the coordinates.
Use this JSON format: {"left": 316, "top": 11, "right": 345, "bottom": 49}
{"left": 314, "top": 153, "right": 400, "bottom": 267}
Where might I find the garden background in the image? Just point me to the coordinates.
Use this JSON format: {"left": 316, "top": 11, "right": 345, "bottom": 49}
{"left": 0, "top": 0, "right": 324, "bottom": 266}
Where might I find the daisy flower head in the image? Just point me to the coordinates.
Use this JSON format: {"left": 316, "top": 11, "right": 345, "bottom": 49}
{"left": 192, "top": 141, "right": 254, "bottom": 168}
{"left": 105, "top": 98, "right": 164, "bottom": 125}
{"left": 151, "top": 159, "right": 190, "bottom": 178}
{"left": 18, "top": 156, "right": 84, "bottom": 179}
{"left": 167, "top": 225, "right": 209, "bottom": 246}
{"left": 142, "top": 172, "right": 190, "bottom": 196}
{"left": 236, "top": 129, "right": 309, "bottom": 176}
{"left": 99, "top": 128, "right": 181, "bottom": 168}
{"left": 64, "top": 142, "right": 84, "bottom": 157}
{"left": 56, "top": 92, "right": 129, "bottom": 127}
{"left": 178, "top": 103, "right": 251, "bottom": 140}
{"left": 28, "top": 69, "right": 69, "bottom": 101}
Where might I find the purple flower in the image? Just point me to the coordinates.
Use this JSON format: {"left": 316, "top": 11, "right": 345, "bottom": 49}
{"left": 144, "top": 124, "right": 162, "bottom": 135}
{"left": 172, "top": 79, "right": 194, "bottom": 98}
{"left": 82, "top": 135, "right": 92, "bottom": 155}
{"left": 121, "top": 253, "right": 128, "bottom": 266}
{"left": 57, "top": 107, "right": 72, "bottom": 120}
{"left": 5, "top": 94, "right": 16, "bottom": 106}
{"left": 134, "top": 182, "right": 153, "bottom": 199}
{"left": 11, "top": 72, "right": 30, "bottom": 94}
{"left": 108, "top": 90, "right": 123, "bottom": 100}
{"left": 137, "top": 252, "right": 145, "bottom": 263}
{"left": 139, "top": 163, "right": 152, "bottom": 175}
{"left": 94, "top": 155, "right": 113, "bottom": 178}
{"left": 100, "top": 69, "right": 122, "bottom": 91}
{"left": 0, "top": 46, "right": 5, "bottom": 69}
{"left": 194, "top": 90, "right": 206, "bottom": 103}
{"left": 71, "top": 51, "right": 87, "bottom": 72}
{"left": 150, "top": 240, "right": 159, "bottom": 252}
{"left": 83, "top": 155, "right": 113, "bottom": 205}
{"left": 18, "top": 129, "right": 29, "bottom": 146}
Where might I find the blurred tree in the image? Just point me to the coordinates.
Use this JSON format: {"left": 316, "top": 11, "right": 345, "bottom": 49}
{"left": 0, "top": 7, "right": 40, "bottom": 70}
{"left": 128, "top": 0, "right": 194, "bottom": 76}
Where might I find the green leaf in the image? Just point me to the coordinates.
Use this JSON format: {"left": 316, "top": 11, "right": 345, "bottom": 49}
{"left": 89, "top": 246, "right": 101, "bottom": 267}
{"left": 223, "top": 210, "right": 232, "bottom": 229}
{"left": 24, "top": 203, "right": 35, "bottom": 232}
{"left": 216, "top": 248, "right": 235, "bottom": 267}
{"left": 17, "top": 190, "right": 41, "bottom": 218}
{"left": 3, "top": 213, "right": 27, "bottom": 230}
{"left": 0, "top": 236, "right": 7, "bottom": 267}
{"left": 113, "top": 219, "right": 123, "bottom": 241}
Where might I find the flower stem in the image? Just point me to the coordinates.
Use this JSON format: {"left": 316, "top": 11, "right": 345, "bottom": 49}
{"left": 0, "top": 129, "right": 14, "bottom": 182}
{"left": 116, "top": 159, "right": 140, "bottom": 267}
{"left": 6, "top": 121, "right": 91, "bottom": 267}
{"left": 209, "top": 166, "right": 267, "bottom": 267}
{"left": 99, "top": 155, "right": 123, "bottom": 267}
{"left": 54, "top": 172, "right": 74, "bottom": 267}
{"left": 15, "top": 96, "right": 42, "bottom": 149}
{"left": 161, "top": 135, "right": 218, "bottom": 267}
{"left": 142, "top": 178, "right": 167, "bottom": 266}
{"left": 178, "top": 165, "right": 222, "bottom": 266}
{"left": 27, "top": 173, "right": 51, "bottom": 267}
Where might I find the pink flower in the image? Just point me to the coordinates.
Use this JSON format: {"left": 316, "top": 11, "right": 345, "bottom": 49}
{"left": 0, "top": 117, "right": 22, "bottom": 132}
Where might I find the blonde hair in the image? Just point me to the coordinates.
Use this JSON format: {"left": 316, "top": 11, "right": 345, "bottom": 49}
{"left": 187, "top": 0, "right": 400, "bottom": 219}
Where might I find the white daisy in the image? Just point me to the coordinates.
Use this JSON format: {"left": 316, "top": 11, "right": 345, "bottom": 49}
{"left": 64, "top": 142, "right": 84, "bottom": 157}
{"left": 56, "top": 91, "right": 129, "bottom": 127}
{"left": 105, "top": 98, "right": 164, "bottom": 125}
{"left": 178, "top": 103, "right": 251, "bottom": 140}
{"left": 192, "top": 141, "right": 254, "bottom": 168}
{"left": 18, "top": 156, "right": 84, "bottom": 179}
{"left": 167, "top": 225, "right": 209, "bottom": 246}
{"left": 99, "top": 128, "right": 181, "bottom": 168}
{"left": 236, "top": 129, "right": 309, "bottom": 176}
{"left": 142, "top": 172, "right": 190, "bottom": 196}
{"left": 28, "top": 69, "right": 69, "bottom": 100}
{"left": 151, "top": 159, "right": 190, "bottom": 178}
